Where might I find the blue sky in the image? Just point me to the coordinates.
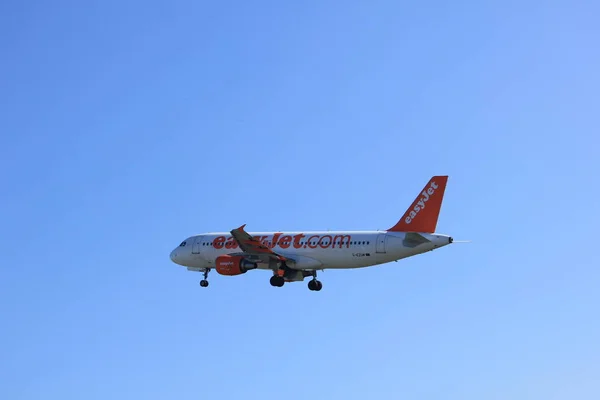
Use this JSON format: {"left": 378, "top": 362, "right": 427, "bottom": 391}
{"left": 1, "top": 0, "right": 598, "bottom": 398}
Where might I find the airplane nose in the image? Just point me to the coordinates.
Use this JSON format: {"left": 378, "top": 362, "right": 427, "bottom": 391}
{"left": 170, "top": 249, "right": 178, "bottom": 263}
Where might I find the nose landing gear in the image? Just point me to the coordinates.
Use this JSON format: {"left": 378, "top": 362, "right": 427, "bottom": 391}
{"left": 199, "top": 268, "right": 210, "bottom": 288}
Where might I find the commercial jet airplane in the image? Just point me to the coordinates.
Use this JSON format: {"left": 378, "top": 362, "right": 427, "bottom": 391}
{"left": 170, "top": 175, "right": 456, "bottom": 291}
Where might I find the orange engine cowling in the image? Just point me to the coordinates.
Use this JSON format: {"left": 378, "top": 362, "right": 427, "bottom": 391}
{"left": 215, "top": 255, "right": 258, "bottom": 276}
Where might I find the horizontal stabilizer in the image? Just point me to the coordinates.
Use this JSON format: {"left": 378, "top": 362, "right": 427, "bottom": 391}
{"left": 402, "top": 232, "right": 431, "bottom": 248}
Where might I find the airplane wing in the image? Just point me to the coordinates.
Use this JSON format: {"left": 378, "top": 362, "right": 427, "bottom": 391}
{"left": 230, "top": 224, "right": 288, "bottom": 263}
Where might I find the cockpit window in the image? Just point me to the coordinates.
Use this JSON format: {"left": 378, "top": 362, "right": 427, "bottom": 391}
{"left": 179, "top": 241, "right": 187, "bottom": 247}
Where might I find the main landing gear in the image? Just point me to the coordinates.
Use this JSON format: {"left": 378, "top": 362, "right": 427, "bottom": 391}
{"left": 270, "top": 275, "right": 285, "bottom": 287}
{"left": 199, "top": 268, "right": 210, "bottom": 288}
{"left": 269, "top": 265, "right": 323, "bottom": 291}
{"left": 270, "top": 263, "right": 288, "bottom": 287}
{"left": 308, "top": 270, "right": 322, "bottom": 291}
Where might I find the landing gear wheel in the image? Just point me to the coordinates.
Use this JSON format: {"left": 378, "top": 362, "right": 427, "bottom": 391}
{"left": 308, "top": 280, "right": 322, "bottom": 291}
{"left": 270, "top": 275, "right": 285, "bottom": 287}
{"left": 199, "top": 268, "right": 210, "bottom": 288}
{"left": 307, "top": 270, "right": 322, "bottom": 291}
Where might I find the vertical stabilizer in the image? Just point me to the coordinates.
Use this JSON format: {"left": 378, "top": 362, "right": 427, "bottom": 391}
{"left": 387, "top": 176, "right": 448, "bottom": 233}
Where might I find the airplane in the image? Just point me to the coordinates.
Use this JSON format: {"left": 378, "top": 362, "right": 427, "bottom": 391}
{"left": 169, "top": 175, "right": 457, "bottom": 291}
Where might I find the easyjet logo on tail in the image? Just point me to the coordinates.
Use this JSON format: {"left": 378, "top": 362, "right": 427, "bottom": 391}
{"left": 405, "top": 180, "right": 439, "bottom": 224}
{"left": 388, "top": 175, "right": 448, "bottom": 233}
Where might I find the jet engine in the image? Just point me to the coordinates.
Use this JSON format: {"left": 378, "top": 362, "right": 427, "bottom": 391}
{"left": 215, "top": 255, "right": 258, "bottom": 276}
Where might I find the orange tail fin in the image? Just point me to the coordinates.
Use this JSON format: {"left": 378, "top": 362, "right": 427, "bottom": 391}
{"left": 387, "top": 176, "right": 449, "bottom": 233}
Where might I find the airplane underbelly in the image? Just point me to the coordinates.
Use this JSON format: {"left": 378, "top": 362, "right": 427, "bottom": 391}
{"left": 315, "top": 250, "right": 380, "bottom": 269}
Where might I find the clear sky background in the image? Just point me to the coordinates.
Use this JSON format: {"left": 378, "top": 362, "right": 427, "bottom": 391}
{"left": 1, "top": 0, "right": 598, "bottom": 399}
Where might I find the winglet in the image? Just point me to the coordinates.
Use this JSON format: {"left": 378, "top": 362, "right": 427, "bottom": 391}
{"left": 387, "top": 176, "right": 448, "bottom": 233}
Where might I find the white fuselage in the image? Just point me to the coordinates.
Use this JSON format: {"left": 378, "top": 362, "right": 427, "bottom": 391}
{"left": 170, "top": 230, "right": 453, "bottom": 272}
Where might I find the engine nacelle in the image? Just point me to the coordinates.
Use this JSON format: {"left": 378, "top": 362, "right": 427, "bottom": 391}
{"left": 215, "top": 255, "right": 258, "bottom": 276}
